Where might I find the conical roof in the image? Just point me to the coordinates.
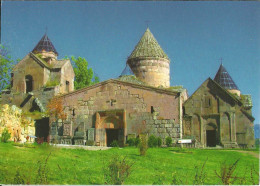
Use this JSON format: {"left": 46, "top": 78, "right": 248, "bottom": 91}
{"left": 128, "top": 28, "right": 169, "bottom": 60}
{"left": 214, "top": 64, "right": 239, "bottom": 90}
{"left": 32, "top": 34, "right": 58, "bottom": 55}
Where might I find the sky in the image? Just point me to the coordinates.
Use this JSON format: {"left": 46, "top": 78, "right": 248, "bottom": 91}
{"left": 1, "top": 1, "right": 260, "bottom": 124}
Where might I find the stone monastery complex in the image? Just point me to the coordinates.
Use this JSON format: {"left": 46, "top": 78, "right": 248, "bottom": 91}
{"left": 1, "top": 28, "right": 255, "bottom": 148}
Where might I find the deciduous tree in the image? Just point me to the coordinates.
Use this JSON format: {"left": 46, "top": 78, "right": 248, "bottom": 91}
{"left": 71, "top": 56, "right": 99, "bottom": 90}
{"left": 0, "top": 45, "right": 14, "bottom": 92}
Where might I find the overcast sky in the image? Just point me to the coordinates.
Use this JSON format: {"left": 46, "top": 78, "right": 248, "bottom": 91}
{"left": 1, "top": 1, "right": 260, "bottom": 124}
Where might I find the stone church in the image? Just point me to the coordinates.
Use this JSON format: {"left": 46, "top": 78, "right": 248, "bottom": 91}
{"left": 1, "top": 28, "right": 255, "bottom": 148}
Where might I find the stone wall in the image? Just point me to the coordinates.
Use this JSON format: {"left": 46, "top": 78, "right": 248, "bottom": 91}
{"left": 183, "top": 78, "right": 255, "bottom": 148}
{"left": 128, "top": 57, "right": 170, "bottom": 88}
{"left": 51, "top": 80, "right": 182, "bottom": 146}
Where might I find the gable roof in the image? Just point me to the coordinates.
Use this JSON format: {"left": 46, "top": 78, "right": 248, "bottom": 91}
{"left": 127, "top": 28, "right": 169, "bottom": 61}
{"left": 60, "top": 78, "right": 181, "bottom": 98}
{"left": 12, "top": 52, "right": 69, "bottom": 72}
{"left": 214, "top": 64, "right": 239, "bottom": 90}
{"left": 32, "top": 34, "right": 58, "bottom": 55}
{"left": 184, "top": 77, "right": 242, "bottom": 106}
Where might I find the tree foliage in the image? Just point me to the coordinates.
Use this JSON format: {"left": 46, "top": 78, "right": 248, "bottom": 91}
{"left": 46, "top": 97, "right": 67, "bottom": 122}
{"left": 0, "top": 45, "right": 14, "bottom": 92}
{"left": 71, "top": 56, "right": 99, "bottom": 90}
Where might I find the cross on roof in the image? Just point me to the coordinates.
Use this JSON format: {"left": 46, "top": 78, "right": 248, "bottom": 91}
{"left": 219, "top": 57, "right": 223, "bottom": 64}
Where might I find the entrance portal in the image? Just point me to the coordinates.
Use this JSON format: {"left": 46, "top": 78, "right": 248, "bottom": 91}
{"left": 106, "top": 129, "right": 119, "bottom": 147}
{"left": 206, "top": 130, "right": 216, "bottom": 147}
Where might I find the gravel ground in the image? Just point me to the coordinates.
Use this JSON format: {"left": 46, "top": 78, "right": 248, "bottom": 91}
{"left": 51, "top": 144, "right": 112, "bottom": 150}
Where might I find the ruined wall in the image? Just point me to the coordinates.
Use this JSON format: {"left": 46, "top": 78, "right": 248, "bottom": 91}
{"left": 128, "top": 58, "right": 170, "bottom": 88}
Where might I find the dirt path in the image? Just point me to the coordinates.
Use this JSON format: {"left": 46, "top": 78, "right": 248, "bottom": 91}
{"left": 235, "top": 150, "right": 259, "bottom": 159}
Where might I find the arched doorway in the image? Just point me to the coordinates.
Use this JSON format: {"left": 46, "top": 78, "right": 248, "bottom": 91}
{"left": 206, "top": 123, "right": 217, "bottom": 147}
{"left": 95, "top": 110, "right": 126, "bottom": 147}
{"left": 25, "top": 75, "right": 33, "bottom": 93}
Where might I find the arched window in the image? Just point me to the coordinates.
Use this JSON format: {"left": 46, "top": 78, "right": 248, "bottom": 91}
{"left": 66, "top": 81, "right": 69, "bottom": 92}
{"left": 25, "top": 75, "right": 33, "bottom": 93}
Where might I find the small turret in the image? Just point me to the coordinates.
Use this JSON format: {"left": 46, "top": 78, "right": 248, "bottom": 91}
{"left": 214, "top": 64, "right": 241, "bottom": 96}
{"left": 127, "top": 28, "right": 170, "bottom": 87}
{"left": 32, "top": 34, "right": 58, "bottom": 64}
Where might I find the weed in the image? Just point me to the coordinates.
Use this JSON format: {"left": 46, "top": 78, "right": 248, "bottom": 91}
{"left": 152, "top": 172, "right": 167, "bottom": 185}
{"left": 193, "top": 157, "right": 208, "bottom": 185}
{"left": 139, "top": 135, "right": 148, "bottom": 156}
{"left": 104, "top": 155, "right": 134, "bottom": 185}
{"left": 13, "top": 168, "right": 26, "bottom": 184}
{"left": 35, "top": 152, "right": 51, "bottom": 184}
{"left": 215, "top": 159, "right": 240, "bottom": 185}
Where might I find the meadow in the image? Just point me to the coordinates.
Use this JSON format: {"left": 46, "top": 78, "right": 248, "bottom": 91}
{"left": 0, "top": 142, "right": 259, "bottom": 185}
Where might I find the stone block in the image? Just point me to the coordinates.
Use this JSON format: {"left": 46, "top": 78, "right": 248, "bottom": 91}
{"left": 88, "top": 128, "right": 95, "bottom": 141}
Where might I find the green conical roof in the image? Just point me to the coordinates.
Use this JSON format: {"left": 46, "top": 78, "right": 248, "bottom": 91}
{"left": 128, "top": 28, "right": 169, "bottom": 60}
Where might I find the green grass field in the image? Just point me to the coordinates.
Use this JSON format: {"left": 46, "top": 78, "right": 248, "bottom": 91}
{"left": 0, "top": 142, "right": 259, "bottom": 185}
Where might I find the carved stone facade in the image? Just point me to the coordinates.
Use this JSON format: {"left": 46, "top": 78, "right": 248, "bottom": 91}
{"left": 49, "top": 80, "right": 187, "bottom": 146}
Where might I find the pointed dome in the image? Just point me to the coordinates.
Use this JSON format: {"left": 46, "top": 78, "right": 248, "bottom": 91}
{"left": 32, "top": 34, "right": 58, "bottom": 55}
{"left": 214, "top": 64, "right": 239, "bottom": 90}
{"left": 128, "top": 28, "right": 169, "bottom": 60}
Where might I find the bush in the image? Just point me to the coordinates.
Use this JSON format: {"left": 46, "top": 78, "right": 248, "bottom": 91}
{"left": 104, "top": 155, "right": 134, "bottom": 185}
{"left": 166, "top": 136, "right": 172, "bottom": 147}
{"left": 148, "top": 135, "right": 158, "bottom": 148}
{"left": 126, "top": 138, "right": 135, "bottom": 146}
{"left": 1, "top": 128, "right": 11, "bottom": 143}
{"left": 157, "top": 137, "right": 162, "bottom": 147}
{"left": 134, "top": 137, "right": 141, "bottom": 147}
{"left": 110, "top": 140, "right": 119, "bottom": 147}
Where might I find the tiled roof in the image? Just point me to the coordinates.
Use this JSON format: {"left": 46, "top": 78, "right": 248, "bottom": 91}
{"left": 128, "top": 28, "right": 169, "bottom": 60}
{"left": 32, "top": 34, "right": 58, "bottom": 55}
{"left": 213, "top": 64, "right": 239, "bottom": 90}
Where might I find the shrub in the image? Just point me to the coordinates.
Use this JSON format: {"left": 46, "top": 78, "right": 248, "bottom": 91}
{"left": 134, "top": 137, "right": 141, "bottom": 147}
{"left": 157, "top": 137, "right": 162, "bottom": 147}
{"left": 148, "top": 135, "right": 158, "bottom": 148}
{"left": 110, "top": 140, "right": 119, "bottom": 147}
{"left": 1, "top": 128, "right": 11, "bottom": 143}
{"left": 104, "top": 155, "right": 134, "bottom": 185}
{"left": 166, "top": 136, "right": 172, "bottom": 147}
{"left": 126, "top": 138, "right": 135, "bottom": 146}
{"left": 139, "top": 135, "right": 148, "bottom": 156}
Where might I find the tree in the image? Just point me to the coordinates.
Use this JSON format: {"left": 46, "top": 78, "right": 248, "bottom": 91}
{"left": 71, "top": 56, "right": 99, "bottom": 90}
{"left": 0, "top": 44, "right": 14, "bottom": 92}
{"left": 46, "top": 97, "right": 67, "bottom": 123}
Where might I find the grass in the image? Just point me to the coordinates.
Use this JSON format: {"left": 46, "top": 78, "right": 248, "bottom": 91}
{"left": 0, "top": 142, "right": 259, "bottom": 185}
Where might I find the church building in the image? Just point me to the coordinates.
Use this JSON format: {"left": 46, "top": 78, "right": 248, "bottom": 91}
{"left": 1, "top": 28, "right": 255, "bottom": 148}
